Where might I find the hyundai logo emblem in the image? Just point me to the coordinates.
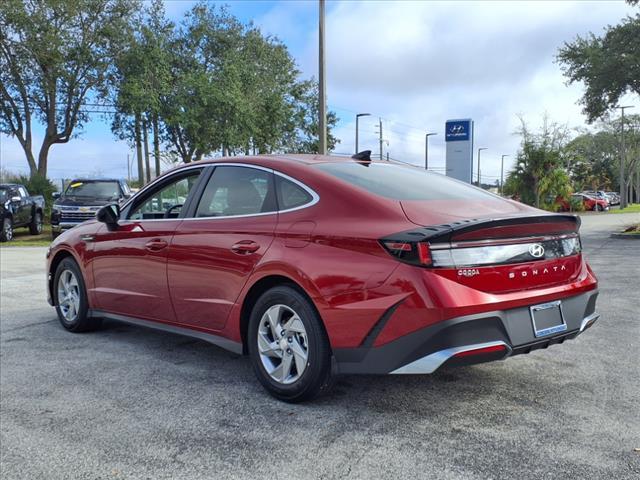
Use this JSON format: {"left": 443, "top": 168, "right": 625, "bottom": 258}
{"left": 450, "top": 125, "right": 464, "bottom": 134}
{"left": 529, "top": 244, "right": 545, "bottom": 258}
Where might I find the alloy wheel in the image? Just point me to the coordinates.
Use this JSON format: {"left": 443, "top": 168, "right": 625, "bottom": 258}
{"left": 36, "top": 214, "right": 43, "bottom": 233}
{"left": 3, "top": 220, "right": 13, "bottom": 241}
{"left": 57, "top": 269, "right": 81, "bottom": 323}
{"left": 257, "top": 304, "right": 309, "bottom": 385}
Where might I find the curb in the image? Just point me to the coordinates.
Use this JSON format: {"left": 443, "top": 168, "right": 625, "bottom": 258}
{"left": 610, "top": 233, "right": 640, "bottom": 240}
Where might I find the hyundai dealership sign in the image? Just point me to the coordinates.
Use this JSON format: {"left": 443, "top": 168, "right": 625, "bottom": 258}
{"left": 445, "top": 118, "right": 474, "bottom": 183}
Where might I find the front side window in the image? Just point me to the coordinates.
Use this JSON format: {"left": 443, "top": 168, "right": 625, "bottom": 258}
{"left": 195, "top": 166, "right": 276, "bottom": 218}
{"left": 129, "top": 170, "right": 202, "bottom": 220}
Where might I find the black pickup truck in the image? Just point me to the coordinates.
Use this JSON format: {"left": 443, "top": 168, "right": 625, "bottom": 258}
{"left": 51, "top": 178, "right": 132, "bottom": 239}
{"left": 0, "top": 184, "right": 46, "bottom": 242}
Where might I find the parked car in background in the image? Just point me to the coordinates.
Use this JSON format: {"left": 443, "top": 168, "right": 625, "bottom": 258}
{"left": 557, "top": 193, "right": 608, "bottom": 212}
{"left": 51, "top": 179, "right": 131, "bottom": 239}
{"left": 46, "top": 154, "right": 599, "bottom": 402}
{"left": 605, "top": 192, "right": 620, "bottom": 206}
{"left": 0, "top": 184, "right": 45, "bottom": 242}
{"left": 583, "top": 191, "right": 610, "bottom": 205}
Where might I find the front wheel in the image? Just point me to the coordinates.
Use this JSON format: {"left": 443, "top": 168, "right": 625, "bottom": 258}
{"left": 54, "top": 257, "right": 100, "bottom": 332}
{"left": 594, "top": 204, "right": 603, "bottom": 211}
{"left": 248, "top": 286, "right": 333, "bottom": 402}
{"left": 1, "top": 218, "right": 13, "bottom": 242}
{"left": 29, "top": 211, "right": 43, "bottom": 235}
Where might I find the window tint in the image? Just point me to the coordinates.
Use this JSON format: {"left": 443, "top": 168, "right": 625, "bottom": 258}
{"left": 315, "top": 162, "right": 498, "bottom": 201}
{"left": 129, "top": 170, "right": 202, "bottom": 220}
{"left": 195, "top": 166, "right": 276, "bottom": 218}
{"left": 276, "top": 176, "right": 313, "bottom": 210}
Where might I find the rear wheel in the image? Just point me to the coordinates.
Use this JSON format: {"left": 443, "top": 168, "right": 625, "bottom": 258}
{"left": 1, "top": 218, "right": 13, "bottom": 242}
{"left": 29, "top": 211, "right": 43, "bottom": 235}
{"left": 594, "top": 204, "right": 603, "bottom": 211}
{"left": 54, "top": 257, "right": 100, "bottom": 332}
{"left": 248, "top": 286, "right": 333, "bottom": 402}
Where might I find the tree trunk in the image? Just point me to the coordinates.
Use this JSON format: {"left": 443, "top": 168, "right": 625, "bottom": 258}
{"left": 143, "top": 119, "right": 151, "bottom": 184}
{"left": 36, "top": 135, "right": 56, "bottom": 178}
{"left": 134, "top": 113, "right": 144, "bottom": 185}
{"left": 152, "top": 113, "right": 160, "bottom": 178}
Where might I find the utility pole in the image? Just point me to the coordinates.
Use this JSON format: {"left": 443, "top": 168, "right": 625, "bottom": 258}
{"left": 500, "top": 154, "right": 509, "bottom": 196}
{"left": 477, "top": 147, "right": 487, "bottom": 187}
{"left": 378, "top": 118, "right": 383, "bottom": 160}
{"left": 616, "top": 105, "right": 634, "bottom": 209}
{"left": 355, "top": 113, "right": 371, "bottom": 153}
{"left": 425, "top": 132, "right": 437, "bottom": 170}
{"left": 318, "top": 0, "right": 327, "bottom": 155}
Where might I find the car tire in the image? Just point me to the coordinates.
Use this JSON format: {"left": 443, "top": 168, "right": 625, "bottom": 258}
{"left": 1, "top": 217, "right": 13, "bottom": 242}
{"left": 29, "top": 211, "right": 43, "bottom": 235}
{"left": 248, "top": 285, "right": 333, "bottom": 402}
{"left": 595, "top": 204, "right": 603, "bottom": 212}
{"left": 53, "top": 257, "right": 100, "bottom": 332}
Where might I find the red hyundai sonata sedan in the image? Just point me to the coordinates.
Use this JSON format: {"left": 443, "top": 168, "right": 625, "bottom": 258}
{"left": 46, "top": 154, "right": 599, "bottom": 401}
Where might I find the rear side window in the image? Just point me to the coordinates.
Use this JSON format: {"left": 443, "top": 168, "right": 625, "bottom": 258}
{"left": 315, "top": 162, "right": 498, "bottom": 201}
{"left": 276, "top": 176, "right": 313, "bottom": 210}
{"left": 195, "top": 166, "right": 277, "bottom": 217}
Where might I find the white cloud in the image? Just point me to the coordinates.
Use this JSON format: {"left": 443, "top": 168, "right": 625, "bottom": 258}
{"left": 313, "top": 0, "right": 637, "bottom": 180}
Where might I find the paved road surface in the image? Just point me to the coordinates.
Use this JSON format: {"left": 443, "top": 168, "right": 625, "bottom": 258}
{"left": 1, "top": 212, "right": 639, "bottom": 479}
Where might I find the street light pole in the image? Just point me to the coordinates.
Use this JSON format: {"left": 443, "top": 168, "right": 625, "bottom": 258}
{"left": 616, "top": 105, "right": 634, "bottom": 209}
{"left": 425, "top": 132, "right": 437, "bottom": 170}
{"left": 355, "top": 113, "right": 371, "bottom": 153}
{"left": 500, "top": 154, "right": 509, "bottom": 196}
{"left": 318, "top": 0, "right": 327, "bottom": 154}
{"left": 477, "top": 147, "right": 487, "bottom": 187}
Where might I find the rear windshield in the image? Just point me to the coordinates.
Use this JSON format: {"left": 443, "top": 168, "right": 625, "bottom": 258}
{"left": 64, "top": 181, "right": 121, "bottom": 200}
{"left": 315, "top": 162, "right": 498, "bottom": 201}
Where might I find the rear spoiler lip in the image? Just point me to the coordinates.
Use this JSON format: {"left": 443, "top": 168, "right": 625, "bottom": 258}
{"left": 384, "top": 214, "right": 581, "bottom": 244}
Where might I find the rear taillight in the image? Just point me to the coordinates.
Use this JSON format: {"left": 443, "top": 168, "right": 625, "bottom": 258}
{"left": 381, "top": 232, "right": 581, "bottom": 268}
{"left": 381, "top": 240, "right": 432, "bottom": 267}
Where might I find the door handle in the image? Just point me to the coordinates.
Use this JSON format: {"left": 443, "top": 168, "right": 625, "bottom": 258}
{"left": 231, "top": 241, "right": 260, "bottom": 254}
{"left": 145, "top": 239, "right": 168, "bottom": 252}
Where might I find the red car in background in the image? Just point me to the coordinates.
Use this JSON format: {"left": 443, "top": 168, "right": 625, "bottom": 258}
{"left": 557, "top": 193, "right": 609, "bottom": 212}
{"left": 46, "top": 154, "right": 599, "bottom": 402}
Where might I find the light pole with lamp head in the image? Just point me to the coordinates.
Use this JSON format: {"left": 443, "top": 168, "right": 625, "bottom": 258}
{"left": 477, "top": 147, "right": 487, "bottom": 187}
{"left": 500, "top": 154, "right": 509, "bottom": 195}
{"left": 425, "top": 132, "right": 437, "bottom": 170}
{"left": 355, "top": 113, "right": 371, "bottom": 153}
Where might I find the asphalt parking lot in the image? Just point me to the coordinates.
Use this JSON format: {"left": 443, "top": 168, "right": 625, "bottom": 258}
{"left": 1, "top": 213, "right": 639, "bottom": 480}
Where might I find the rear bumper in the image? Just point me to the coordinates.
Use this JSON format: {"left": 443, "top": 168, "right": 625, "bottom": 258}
{"left": 333, "top": 289, "right": 599, "bottom": 375}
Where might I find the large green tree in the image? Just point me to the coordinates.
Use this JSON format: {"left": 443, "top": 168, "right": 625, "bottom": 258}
{"left": 0, "top": 0, "right": 136, "bottom": 177}
{"left": 557, "top": 11, "right": 639, "bottom": 123}
{"left": 110, "top": 0, "right": 173, "bottom": 183}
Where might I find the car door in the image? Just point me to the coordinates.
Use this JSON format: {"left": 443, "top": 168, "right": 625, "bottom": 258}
{"left": 16, "top": 186, "right": 32, "bottom": 224}
{"left": 167, "top": 165, "right": 278, "bottom": 331}
{"left": 90, "top": 167, "right": 205, "bottom": 323}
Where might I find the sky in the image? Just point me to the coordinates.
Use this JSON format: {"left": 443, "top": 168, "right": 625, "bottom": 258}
{"left": 1, "top": 0, "right": 637, "bottom": 184}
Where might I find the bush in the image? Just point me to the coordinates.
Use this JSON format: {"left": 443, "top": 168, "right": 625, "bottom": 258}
{"left": 569, "top": 196, "right": 585, "bottom": 212}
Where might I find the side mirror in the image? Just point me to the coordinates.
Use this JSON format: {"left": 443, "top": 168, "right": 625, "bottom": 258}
{"left": 10, "top": 196, "right": 21, "bottom": 203}
{"left": 96, "top": 203, "right": 120, "bottom": 230}
{"left": 52, "top": 192, "right": 61, "bottom": 199}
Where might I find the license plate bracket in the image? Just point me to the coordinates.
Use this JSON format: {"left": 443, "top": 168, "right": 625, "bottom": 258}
{"left": 530, "top": 300, "right": 567, "bottom": 338}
